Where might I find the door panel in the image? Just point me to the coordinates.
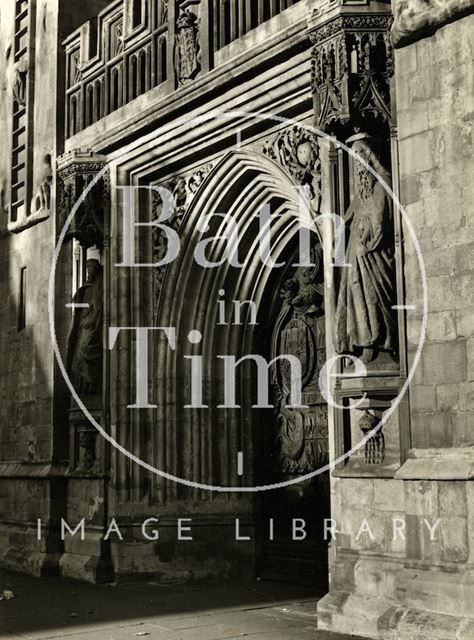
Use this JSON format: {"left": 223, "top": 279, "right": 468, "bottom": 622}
{"left": 257, "top": 239, "right": 330, "bottom": 588}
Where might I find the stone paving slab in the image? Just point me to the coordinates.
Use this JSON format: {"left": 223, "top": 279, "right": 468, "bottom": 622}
{"left": 0, "top": 570, "right": 365, "bottom": 640}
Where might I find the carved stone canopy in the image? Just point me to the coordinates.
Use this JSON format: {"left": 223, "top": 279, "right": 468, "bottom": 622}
{"left": 57, "top": 150, "right": 109, "bottom": 248}
{"left": 309, "top": 12, "right": 394, "bottom": 133}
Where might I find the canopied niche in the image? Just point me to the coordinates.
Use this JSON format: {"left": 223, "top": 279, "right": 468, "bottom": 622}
{"left": 57, "top": 149, "right": 110, "bottom": 476}
{"left": 309, "top": 2, "right": 409, "bottom": 475}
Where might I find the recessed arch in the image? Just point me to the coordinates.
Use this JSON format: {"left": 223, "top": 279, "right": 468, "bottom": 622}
{"left": 152, "top": 149, "right": 325, "bottom": 493}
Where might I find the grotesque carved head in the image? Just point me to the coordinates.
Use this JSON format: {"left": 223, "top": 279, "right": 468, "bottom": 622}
{"left": 359, "top": 410, "right": 379, "bottom": 434}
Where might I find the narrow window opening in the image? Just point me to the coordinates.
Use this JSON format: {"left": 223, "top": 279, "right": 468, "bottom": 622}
{"left": 159, "top": 36, "right": 167, "bottom": 83}
{"left": 132, "top": 0, "right": 142, "bottom": 28}
{"left": 18, "top": 266, "right": 27, "bottom": 331}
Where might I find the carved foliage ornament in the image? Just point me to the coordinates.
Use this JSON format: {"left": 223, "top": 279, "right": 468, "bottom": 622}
{"left": 152, "top": 163, "right": 214, "bottom": 302}
{"left": 58, "top": 160, "right": 109, "bottom": 248}
{"left": 262, "top": 126, "right": 322, "bottom": 209}
{"left": 310, "top": 15, "right": 394, "bottom": 130}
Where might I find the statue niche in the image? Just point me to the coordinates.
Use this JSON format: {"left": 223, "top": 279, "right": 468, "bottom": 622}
{"left": 335, "top": 136, "right": 397, "bottom": 366}
{"left": 66, "top": 259, "right": 103, "bottom": 395}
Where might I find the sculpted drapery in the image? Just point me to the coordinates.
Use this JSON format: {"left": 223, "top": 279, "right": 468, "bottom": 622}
{"left": 335, "top": 139, "right": 397, "bottom": 363}
{"left": 66, "top": 259, "right": 104, "bottom": 395}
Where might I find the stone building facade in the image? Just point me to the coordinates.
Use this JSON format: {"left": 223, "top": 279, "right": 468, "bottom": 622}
{"left": 0, "top": 1, "right": 473, "bottom": 639}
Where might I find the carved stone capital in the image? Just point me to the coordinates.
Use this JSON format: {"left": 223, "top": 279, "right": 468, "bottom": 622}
{"left": 392, "top": 0, "right": 474, "bottom": 47}
{"left": 57, "top": 149, "right": 109, "bottom": 248}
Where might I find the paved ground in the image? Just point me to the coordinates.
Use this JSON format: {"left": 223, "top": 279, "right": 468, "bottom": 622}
{"left": 0, "top": 570, "right": 363, "bottom": 640}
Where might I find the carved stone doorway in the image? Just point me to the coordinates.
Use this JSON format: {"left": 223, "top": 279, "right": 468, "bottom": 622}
{"left": 254, "top": 232, "right": 330, "bottom": 588}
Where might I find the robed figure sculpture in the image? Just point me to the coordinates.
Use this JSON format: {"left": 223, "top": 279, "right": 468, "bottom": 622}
{"left": 66, "top": 259, "right": 103, "bottom": 394}
{"left": 335, "top": 137, "right": 397, "bottom": 364}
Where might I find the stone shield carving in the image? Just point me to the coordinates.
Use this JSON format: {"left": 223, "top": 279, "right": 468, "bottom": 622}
{"left": 175, "top": 9, "right": 200, "bottom": 85}
{"left": 272, "top": 244, "right": 328, "bottom": 474}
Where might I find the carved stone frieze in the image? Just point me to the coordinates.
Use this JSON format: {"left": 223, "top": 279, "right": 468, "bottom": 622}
{"left": 310, "top": 13, "right": 394, "bottom": 131}
{"left": 57, "top": 150, "right": 109, "bottom": 248}
{"left": 392, "top": 0, "right": 474, "bottom": 47}
{"left": 262, "top": 125, "right": 322, "bottom": 209}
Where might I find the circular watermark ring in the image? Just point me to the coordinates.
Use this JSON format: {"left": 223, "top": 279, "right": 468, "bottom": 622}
{"left": 49, "top": 110, "right": 428, "bottom": 492}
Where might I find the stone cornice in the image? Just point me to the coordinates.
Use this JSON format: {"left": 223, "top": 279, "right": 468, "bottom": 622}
{"left": 392, "top": 0, "right": 474, "bottom": 48}
{"left": 395, "top": 447, "right": 474, "bottom": 480}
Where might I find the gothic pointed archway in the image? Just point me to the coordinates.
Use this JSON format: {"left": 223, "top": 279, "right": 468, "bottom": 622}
{"left": 151, "top": 149, "right": 330, "bottom": 585}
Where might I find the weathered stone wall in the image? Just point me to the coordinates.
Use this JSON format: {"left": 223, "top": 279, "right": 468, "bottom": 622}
{"left": 399, "top": 15, "right": 474, "bottom": 449}
{"left": 318, "top": 12, "right": 474, "bottom": 640}
{"left": 0, "top": 0, "right": 67, "bottom": 576}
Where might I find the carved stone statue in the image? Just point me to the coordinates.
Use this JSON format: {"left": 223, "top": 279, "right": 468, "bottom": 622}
{"left": 175, "top": 9, "right": 199, "bottom": 85}
{"left": 12, "top": 60, "right": 28, "bottom": 106}
{"left": 66, "top": 259, "right": 103, "bottom": 395}
{"left": 280, "top": 244, "right": 324, "bottom": 318}
{"left": 31, "top": 154, "right": 53, "bottom": 213}
{"left": 77, "top": 430, "right": 98, "bottom": 472}
{"left": 335, "top": 137, "right": 397, "bottom": 363}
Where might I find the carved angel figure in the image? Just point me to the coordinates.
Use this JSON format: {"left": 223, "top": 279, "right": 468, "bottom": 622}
{"left": 280, "top": 245, "right": 324, "bottom": 317}
{"left": 334, "top": 138, "right": 397, "bottom": 363}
